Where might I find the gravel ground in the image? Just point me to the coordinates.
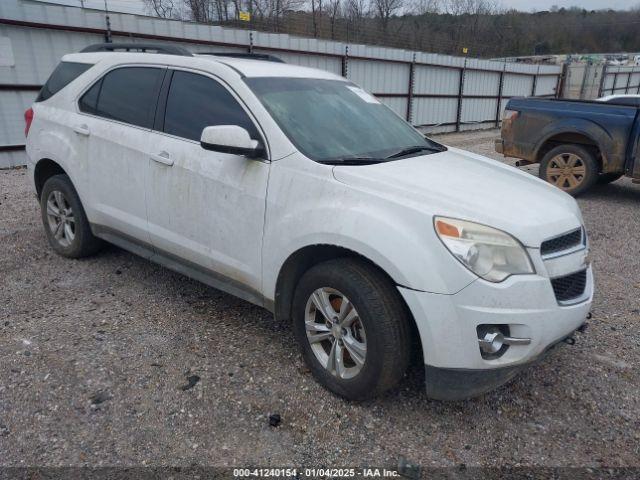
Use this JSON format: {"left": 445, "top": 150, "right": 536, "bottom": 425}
{"left": 1, "top": 129, "right": 639, "bottom": 469}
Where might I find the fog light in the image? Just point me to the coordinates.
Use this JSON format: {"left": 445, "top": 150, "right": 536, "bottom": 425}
{"left": 477, "top": 325, "right": 531, "bottom": 360}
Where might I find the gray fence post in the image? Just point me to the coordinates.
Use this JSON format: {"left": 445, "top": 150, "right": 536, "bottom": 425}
{"left": 455, "top": 59, "right": 467, "bottom": 132}
{"left": 342, "top": 45, "right": 349, "bottom": 78}
{"left": 556, "top": 62, "right": 568, "bottom": 99}
{"left": 597, "top": 64, "right": 607, "bottom": 97}
{"left": 406, "top": 52, "right": 415, "bottom": 123}
{"left": 495, "top": 64, "right": 505, "bottom": 128}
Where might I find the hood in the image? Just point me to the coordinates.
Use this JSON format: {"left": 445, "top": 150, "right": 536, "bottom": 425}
{"left": 332, "top": 146, "right": 583, "bottom": 248}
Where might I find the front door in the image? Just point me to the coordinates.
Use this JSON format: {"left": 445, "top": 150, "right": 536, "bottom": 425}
{"left": 145, "top": 69, "right": 269, "bottom": 303}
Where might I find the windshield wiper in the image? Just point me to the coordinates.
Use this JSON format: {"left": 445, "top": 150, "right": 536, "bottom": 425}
{"left": 385, "top": 145, "right": 444, "bottom": 159}
{"left": 320, "top": 156, "right": 387, "bottom": 165}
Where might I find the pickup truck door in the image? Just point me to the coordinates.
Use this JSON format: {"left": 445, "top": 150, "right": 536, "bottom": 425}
{"left": 145, "top": 69, "right": 269, "bottom": 305}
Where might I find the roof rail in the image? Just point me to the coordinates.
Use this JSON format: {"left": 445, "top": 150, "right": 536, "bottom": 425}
{"left": 197, "top": 52, "right": 285, "bottom": 63}
{"left": 81, "top": 43, "right": 193, "bottom": 56}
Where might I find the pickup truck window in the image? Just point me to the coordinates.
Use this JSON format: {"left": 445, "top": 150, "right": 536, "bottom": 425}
{"left": 246, "top": 77, "right": 441, "bottom": 163}
{"left": 164, "top": 71, "right": 259, "bottom": 142}
{"left": 79, "top": 67, "right": 164, "bottom": 129}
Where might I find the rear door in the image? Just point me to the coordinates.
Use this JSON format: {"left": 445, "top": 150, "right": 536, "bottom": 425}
{"left": 77, "top": 65, "right": 165, "bottom": 244}
{"left": 145, "top": 69, "right": 269, "bottom": 303}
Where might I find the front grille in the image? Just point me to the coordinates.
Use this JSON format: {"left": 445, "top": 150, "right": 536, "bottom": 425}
{"left": 551, "top": 270, "right": 587, "bottom": 303}
{"left": 541, "top": 228, "right": 583, "bottom": 256}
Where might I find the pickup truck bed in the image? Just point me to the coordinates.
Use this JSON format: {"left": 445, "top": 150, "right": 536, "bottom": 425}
{"left": 496, "top": 97, "right": 640, "bottom": 195}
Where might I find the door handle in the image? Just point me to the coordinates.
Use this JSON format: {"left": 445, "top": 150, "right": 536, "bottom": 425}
{"left": 150, "top": 151, "right": 174, "bottom": 166}
{"left": 73, "top": 124, "right": 90, "bottom": 136}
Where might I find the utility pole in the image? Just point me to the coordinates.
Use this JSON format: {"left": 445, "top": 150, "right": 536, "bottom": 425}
{"left": 104, "top": 0, "right": 112, "bottom": 43}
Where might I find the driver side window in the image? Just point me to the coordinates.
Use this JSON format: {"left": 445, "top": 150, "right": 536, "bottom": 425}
{"left": 163, "top": 70, "right": 259, "bottom": 142}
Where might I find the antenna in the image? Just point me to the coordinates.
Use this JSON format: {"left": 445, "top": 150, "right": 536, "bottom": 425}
{"left": 104, "top": 0, "right": 112, "bottom": 43}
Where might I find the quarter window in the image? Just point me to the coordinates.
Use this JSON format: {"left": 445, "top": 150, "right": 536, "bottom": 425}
{"left": 79, "top": 67, "right": 164, "bottom": 129}
{"left": 37, "top": 61, "right": 93, "bottom": 102}
{"left": 163, "top": 71, "right": 258, "bottom": 142}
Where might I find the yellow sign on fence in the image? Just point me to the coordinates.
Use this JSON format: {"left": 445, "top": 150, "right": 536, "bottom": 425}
{"left": 239, "top": 11, "right": 251, "bottom": 21}
{"left": 462, "top": 47, "right": 468, "bottom": 54}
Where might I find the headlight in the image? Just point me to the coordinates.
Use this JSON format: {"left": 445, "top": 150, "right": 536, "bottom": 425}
{"left": 434, "top": 216, "right": 534, "bottom": 282}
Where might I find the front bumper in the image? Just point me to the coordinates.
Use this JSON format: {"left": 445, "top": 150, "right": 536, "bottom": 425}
{"left": 423, "top": 336, "right": 573, "bottom": 400}
{"left": 399, "top": 265, "right": 593, "bottom": 399}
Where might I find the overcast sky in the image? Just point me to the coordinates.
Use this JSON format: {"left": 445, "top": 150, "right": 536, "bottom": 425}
{"left": 36, "top": 0, "right": 640, "bottom": 14}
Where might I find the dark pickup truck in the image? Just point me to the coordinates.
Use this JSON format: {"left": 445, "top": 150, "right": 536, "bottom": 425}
{"left": 495, "top": 97, "right": 640, "bottom": 195}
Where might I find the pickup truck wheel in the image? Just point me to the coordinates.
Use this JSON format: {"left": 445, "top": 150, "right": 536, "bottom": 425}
{"left": 292, "top": 258, "right": 411, "bottom": 400}
{"left": 597, "top": 172, "right": 624, "bottom": 185}
{"left": 40, "top": 174, "right": 103, "bottom": 258}
{"left": 540, "top": 145, "right": 598, "bottom": 196}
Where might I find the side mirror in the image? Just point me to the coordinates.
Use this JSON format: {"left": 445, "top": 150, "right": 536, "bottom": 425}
{"left": 200, "top": 125, "right": 265, "bottom": 159}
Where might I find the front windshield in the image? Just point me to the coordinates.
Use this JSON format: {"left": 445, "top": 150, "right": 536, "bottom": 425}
{"left": 245, "top": 77, "right": 443, "bottom": 163}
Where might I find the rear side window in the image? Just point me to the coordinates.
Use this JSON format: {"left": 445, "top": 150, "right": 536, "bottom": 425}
{"left": 79, "top": 67, "right": 164, "bottom": 129}
{"left": 163, "top": 70, "right": 258, "bottom": 142}
{"left": 36, "top": 61, "right": 93, "bottom": 102}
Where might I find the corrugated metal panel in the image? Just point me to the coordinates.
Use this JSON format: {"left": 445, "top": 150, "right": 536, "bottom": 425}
{"left": 413, "top": 66, "right": 459, "bottom": 95}
{"left": 463, "top": 70, "right": 500, "bottom": 96}
{"left": 258, "top": 50, "right": 342, "bottom": 75}
{"left": 503, "top": 73, "right": 534, "bottom": 97}
{"left": 0, "top": 89, "right": 36, "bottom": 144}
{"left": 378, "top": 97, "right": 407, "bottom": 119}
{"left": 461, "top": 98, "right": 498, "bottom": 123}
{"left": 413, "top": 97, "right": 457, "bottom": 126}
{"left": 534, "top": 76, "right": 558, "bottom": 96}
{"left": 0, "top": 150, "right": 27, "bottom": 168}
{"left": 348, "top": 59, "right": 409, "bottom": 94}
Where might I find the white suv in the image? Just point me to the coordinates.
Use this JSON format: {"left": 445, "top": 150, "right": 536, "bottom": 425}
{"left": 25, "top": 43, "right": 593, "bottom": 401}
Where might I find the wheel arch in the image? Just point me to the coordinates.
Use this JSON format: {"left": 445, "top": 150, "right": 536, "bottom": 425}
{"left": 534, "top": 121, "right": 611, "bottom": 172}
{"left": 34, "top": 158, "right": 67, "bottom": 199}
{"left": 273, "top": 244, "right": 423, "bottom": 361}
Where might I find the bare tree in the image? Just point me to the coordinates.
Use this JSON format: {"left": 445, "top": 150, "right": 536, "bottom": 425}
{"left": 143, "top": 0, "right": 179, "bottom": 18}
{"left": 411, "top": 0, "right": 437, "bottom": 15}
{"left": 327, "top": 0, "right": 342, "bottom": 38}
{"left": 372, "top": 0, "right": 403, "bottom": 33}
{"left": 344, "top": 0, "right": 368, "bottom": 40}
{"left": 310, "top": 0, "right": 322, "bottom": 36}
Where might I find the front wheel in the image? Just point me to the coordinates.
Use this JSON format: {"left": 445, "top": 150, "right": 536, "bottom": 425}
{"left": 292, "top": 258, "right": 412, "bottom": 400}
{"left": 539, "top": 144, "right": 599, "bottom": 196}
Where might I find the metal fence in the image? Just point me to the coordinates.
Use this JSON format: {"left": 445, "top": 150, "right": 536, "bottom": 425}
{"left": 599, "top": 65, "right": 640, "bottom": 97}
{"left": 0, "top": 0, "right": 562, "bottom": 167}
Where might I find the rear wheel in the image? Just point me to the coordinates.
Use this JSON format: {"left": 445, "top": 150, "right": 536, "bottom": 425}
{"left": 40, "top": 174, "right": 103, "bottom": 258}
{"left": 292, "top": 258, "right": 412, "bottom": 400}
{"left": 539, "top": 144, "right": 598, "bottom": 196}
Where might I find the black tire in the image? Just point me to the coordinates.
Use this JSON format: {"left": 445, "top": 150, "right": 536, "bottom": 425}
{"left": 292, "top": 258, "right": 412, "bottom": 400}
{"left": 40, "top": 174, "right": 103, "bottom": 258}
{"left": 597, "top": 172, "right": 624, "bottom": 185}
{"left": 539, "top": 144, "right": 599, "bottom": 196}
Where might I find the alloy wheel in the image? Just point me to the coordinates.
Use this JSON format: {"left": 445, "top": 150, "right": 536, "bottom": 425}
{"left": 304, "top": 287, "right": 367, "bottom": 379}
{"left": 46, "top": 190, "right": 75, "bottom": 248}
{"left": 546, "top": 153, "right": 586, "bottom": 190}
